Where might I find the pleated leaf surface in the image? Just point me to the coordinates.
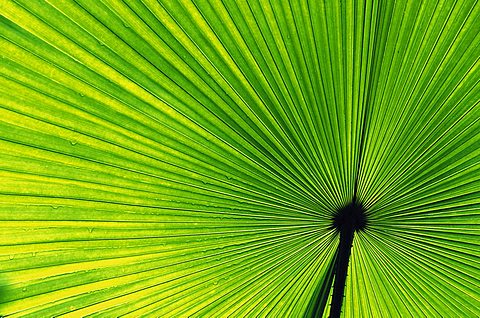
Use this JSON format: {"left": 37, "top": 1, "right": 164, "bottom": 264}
{"left": 0, "top": 0, "right": 479, "bottom": 317}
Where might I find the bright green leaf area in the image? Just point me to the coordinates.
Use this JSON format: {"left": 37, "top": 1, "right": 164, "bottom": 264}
{"left": 0, "top": 0, "right": 479, "bottom": 317}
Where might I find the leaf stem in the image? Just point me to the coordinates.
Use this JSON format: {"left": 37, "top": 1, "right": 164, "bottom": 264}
{"left": 329, "top": 225, "right": 355, "bottom": 318}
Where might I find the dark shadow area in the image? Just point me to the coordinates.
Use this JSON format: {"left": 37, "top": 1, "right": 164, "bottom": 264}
{"left": 0, "top": 276, "right": 10, "bottom": 317}
{"left": 306, "top": 250, "right": 336, "bottom": 318}
{"left": 332, "top": 201, "right": 367, "bottom": 234}
{"left": 329, "top": 200, "right": 367, "bottom": 318}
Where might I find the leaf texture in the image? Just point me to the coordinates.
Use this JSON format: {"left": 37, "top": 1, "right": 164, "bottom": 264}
{"left": 0, "top": 0, "right": 479, "bottom": 317}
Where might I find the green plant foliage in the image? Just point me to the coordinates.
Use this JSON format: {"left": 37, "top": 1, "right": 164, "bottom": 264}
{"left": 1, "top": 0, "right": 479, "bottom": 317}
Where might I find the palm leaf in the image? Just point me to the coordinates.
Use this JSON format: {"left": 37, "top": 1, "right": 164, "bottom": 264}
{"left": 1, "top": 0, "right": 479, "bottom": 317}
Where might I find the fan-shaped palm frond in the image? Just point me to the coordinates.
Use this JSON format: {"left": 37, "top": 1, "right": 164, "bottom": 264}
{"left": 1, "top": 0, "right": 479, "bottom": 317}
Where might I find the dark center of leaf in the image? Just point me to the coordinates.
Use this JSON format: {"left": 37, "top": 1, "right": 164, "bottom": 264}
{"left": 332, "top": 200, "right": 367, "bottom": 233}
